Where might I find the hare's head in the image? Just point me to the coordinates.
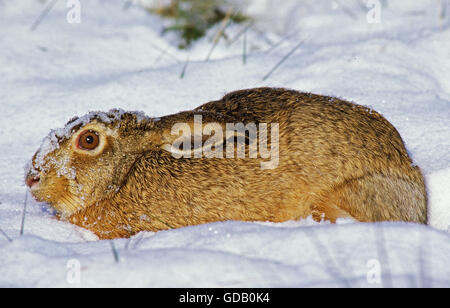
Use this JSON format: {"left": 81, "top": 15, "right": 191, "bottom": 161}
{"left": 25, "top": 109, "right": 160, "bottom": 218}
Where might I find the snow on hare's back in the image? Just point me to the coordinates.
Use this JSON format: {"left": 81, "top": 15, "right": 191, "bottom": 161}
{"left": 25, "top": 88, "right": 427, "bottom": 239}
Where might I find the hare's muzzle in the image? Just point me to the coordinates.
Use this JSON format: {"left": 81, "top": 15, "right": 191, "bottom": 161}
{"left": 26, "top": 152, "right": 42, "bottom": 189}
{"left": 26, "top": 174, "right": 40, "bottom": 188}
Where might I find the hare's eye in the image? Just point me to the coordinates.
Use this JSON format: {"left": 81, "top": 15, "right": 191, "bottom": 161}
{"left": 77, "top": 130, "right": 100, "bottom": 150}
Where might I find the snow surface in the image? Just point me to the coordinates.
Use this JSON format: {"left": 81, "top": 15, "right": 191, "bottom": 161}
{"left": 0, "top": 0, "right": 449, "bottom": 287}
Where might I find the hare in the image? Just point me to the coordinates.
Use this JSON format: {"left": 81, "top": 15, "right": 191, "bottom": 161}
{"left": 26, "top": 88, "right": 427, "bottom": 239}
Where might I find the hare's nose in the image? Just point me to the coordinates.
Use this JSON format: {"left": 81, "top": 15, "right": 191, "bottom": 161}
{"left": 26, "top": 175, "right": 40, "bottom": 188}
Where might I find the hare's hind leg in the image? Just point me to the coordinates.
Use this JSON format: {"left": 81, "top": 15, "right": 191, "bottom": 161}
{"left": 312, "top": 173, "right": 427, "bottom": 224}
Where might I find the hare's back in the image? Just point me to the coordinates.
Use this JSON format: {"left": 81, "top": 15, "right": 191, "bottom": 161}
{"left": 198, "top": 88, "right": 413, "bottom": 175}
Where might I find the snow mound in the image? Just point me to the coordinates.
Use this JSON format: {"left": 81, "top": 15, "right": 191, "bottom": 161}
{"left": 1, "top": 222, "right": 449, "bottom": 287}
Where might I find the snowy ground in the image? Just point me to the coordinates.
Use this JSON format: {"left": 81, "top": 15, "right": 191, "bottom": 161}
{"left": 0, "top": 0, "right": 449, "bottom": 287}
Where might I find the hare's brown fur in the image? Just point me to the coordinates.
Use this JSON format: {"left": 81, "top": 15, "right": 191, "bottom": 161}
{"left": 27, "top": 88, "right": 427, "bottom": 239}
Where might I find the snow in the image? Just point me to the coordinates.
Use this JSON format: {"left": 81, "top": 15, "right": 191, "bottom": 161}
{"left": 2, "top": 222, "right": 450, "bottom": 288}
{"left": 0, "top": 0, "right": 449, "bottom": 287}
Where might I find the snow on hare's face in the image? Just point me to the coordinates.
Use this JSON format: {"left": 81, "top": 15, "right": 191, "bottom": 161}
{"left": 25, "top": 109, "right": 154, "bottom": 218}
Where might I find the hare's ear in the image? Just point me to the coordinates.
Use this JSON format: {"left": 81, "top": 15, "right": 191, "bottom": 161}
{"left": 147, "top": 111, "right": 238, "bottom": 158}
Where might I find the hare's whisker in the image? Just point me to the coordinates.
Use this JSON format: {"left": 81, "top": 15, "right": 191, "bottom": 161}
{"left": 20, "top": 190, "right": 28, "bottom": 236}
{"left": 110, "top": 240, "right": 120, "bottom": 263}
{"left": 0, "top": 227, "right": 13, "bottom": 243}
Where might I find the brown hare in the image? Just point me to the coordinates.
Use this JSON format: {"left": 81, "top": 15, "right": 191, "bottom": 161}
{"left": 25, "top": 88, "right": 427, "bottom": 239}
